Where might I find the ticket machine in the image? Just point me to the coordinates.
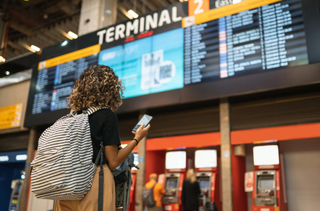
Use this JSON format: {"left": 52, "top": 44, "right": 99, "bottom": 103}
{"left": 162, "top": 151, "right": 187, "bottom": 211}
{"left": 129, "top": 153, "right": 139, "bottom": 211}
{"left": 195, "top": 150, "right": 220, "bottom": 211}
{"left": 8, "top": 179, "right": 23, "bottom": 211}
{"left": 252, "top": 144, "right": 288, "bottom": 211}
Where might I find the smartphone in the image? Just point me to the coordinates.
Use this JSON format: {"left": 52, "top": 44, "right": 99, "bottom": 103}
{"left": 132, "top": 114, "right": 153, "bottom": 132}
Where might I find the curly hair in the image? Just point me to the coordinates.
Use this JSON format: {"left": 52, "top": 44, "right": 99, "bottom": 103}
{"left": 67, "top": 64, "right": 124, "bottom": 112}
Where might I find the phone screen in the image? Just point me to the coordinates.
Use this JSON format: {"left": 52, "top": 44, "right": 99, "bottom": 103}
{"left": 133, "top": 114, "right": 152, "bottom": 132}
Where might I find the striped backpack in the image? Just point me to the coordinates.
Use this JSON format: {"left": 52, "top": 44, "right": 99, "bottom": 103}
{"left": 30, "top": 107, "right": 104, "bottom": 200}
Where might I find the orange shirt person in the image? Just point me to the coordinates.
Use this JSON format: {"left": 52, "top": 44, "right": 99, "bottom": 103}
{"left": 145, "top": 173, "right": 166, "bottom": 211}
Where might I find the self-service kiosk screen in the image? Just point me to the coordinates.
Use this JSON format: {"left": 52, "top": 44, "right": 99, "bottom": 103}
{"left": 166, "top": 179, "right": 178, "bottom": 189}
{"left": 260, "top": 179, "right": 274, "bottom": 189}
{"left": 199, "top": 179, "right": 210, "bottom": 189}
{"left": 253, "top": 145, "right": 279, "bottom": 166}
{"left": 165, "top": 151, "right": 186, "bottom": 169}
{"left": 195, "top": 150, "right": 217, "bottom": 168}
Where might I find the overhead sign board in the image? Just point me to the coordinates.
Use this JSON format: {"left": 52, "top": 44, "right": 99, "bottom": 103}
{"left": 0, "top": 103, "right": 23, "bottom": 130}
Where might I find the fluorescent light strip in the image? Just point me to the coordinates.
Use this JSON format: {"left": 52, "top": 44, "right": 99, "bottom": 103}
{"left": 128, "top": 10, "right": 138, "bottom": 18}
{"left": 0, "top": 56, "right": 5, "bottom": 62}
{"left": 31, "top": 45, "right": 41, "bottom": 52}
{"left": 68, "top": 31, "right": 78, "bottom": 39}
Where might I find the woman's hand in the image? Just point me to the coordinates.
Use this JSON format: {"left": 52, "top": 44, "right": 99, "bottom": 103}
{"left": 132, "top": 124, "right": 151, "bottom": 142}
{"left": 106, "top": 124, "right": 151, "bottom": 170}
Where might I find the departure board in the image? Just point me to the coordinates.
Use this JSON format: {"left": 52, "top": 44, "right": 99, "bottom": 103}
{"left": 32, "top": 54, "right": 98, "bottom": 114}
{"left": 184, "top": 0, "right": 308, "bottom": 84}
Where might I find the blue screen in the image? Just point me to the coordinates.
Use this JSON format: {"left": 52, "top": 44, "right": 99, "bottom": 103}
{"left": 98, "top": 28, "right": 184, "bottom": 99}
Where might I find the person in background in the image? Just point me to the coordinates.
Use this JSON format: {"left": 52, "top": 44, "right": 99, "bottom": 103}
{"left": 181, "top": 169, "right": 201, "bottom": 211}
{"left": 145, "top": 173, "right": 166, "bottom": 211}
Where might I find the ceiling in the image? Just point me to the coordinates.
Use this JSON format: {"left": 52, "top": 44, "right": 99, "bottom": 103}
{"left": 0, "top": 0, "right": 182, "bottom": 61}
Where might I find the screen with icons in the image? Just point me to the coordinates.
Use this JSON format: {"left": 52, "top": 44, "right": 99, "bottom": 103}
{"left": 98, "top": 28, "right": 184, "bottom": 99}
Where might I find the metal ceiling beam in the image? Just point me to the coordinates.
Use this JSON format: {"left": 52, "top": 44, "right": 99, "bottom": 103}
{"left": 122, "top": 1, "right": 143, "bottom": 15}
{"left": 7, "top": 41, "right": 23, "bottom": 51}
{"left": 150, "top": 0, "right": 169, "bottom": 8}
{"left": 70, "top": 15, "right": 80, "bottom": 32}
{"left": 50, "top": 26, "right": 68, "bottom": 41}
{"left": 138, "top": 0, "right": 157, "bottom": 11}
{"left": 25, "top": 36, "right": 44, "bottom": 49}
{"left": 116, "top": 9, "right": 129, "bottom": 22}
{"left": 40, "top": 28, "right": 62, "bottom": 43}
{"left": 24, "top": 0, "right": 47, "bottom": 6}
{"left": 168, "top": 0, "right": 178, "bottom": 4}
{"left": 9, "top": 20, "right": 34, "bottom": 36}
{"left": 35, "top": 33, "right": 56, "bottom": 46}
{"left": 63, "top": 18, "right": 78, "bottom": 34}
{"left": 71, "top": 0, "right": 82, "bottom": 6}
{"left": 4, "top": 48, "right": 16, "bottom": 59}
{"left": 43, "top": 0, "right": 78, "bottom": 16}
{"left": 118, "top": 5, "right": 130, "bottom": 19}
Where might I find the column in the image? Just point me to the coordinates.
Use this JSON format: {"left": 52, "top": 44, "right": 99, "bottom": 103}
{"left": 0, "top": 20, "right": 8, "bottom": 57}
{"left": 219, "top": 98, "right": 233, "bottom": 211}
{"left": 18, "top": 128, "right": 37, "bottom": 211}
{"left": 78, "top": 0, "right": 118, "bottom": 36}
{"left": 135, "top": 112, "right": 147, "bottom": 211}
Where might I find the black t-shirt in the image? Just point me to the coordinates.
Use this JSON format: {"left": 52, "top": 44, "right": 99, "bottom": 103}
{"left": 89, "top": 109, "right": 121, "bottom": 164}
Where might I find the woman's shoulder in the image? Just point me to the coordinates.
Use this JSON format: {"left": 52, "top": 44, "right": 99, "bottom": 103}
{"left": 95, "top": 108, "right": 113, "bottom": 114}
{"left": 184, "top": 179, "right": 191, "bottom": 184}
{"left": 90, "top": 108, "right": 117, "bottom": 120}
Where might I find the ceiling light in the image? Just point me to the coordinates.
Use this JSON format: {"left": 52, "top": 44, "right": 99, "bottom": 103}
{"left": 6, "top": 71, "right": 10, "bottom": 75}
{"left": 0, "top": 56, "right": 5, "bottom": 62}
{"left": 68, "top": 31, "right": 78, "bottom": 39}
{"left": 30, "top": 45, "right": 41, "bottom": 52}
{"left": 61, "top": 40, "right": 68, "bottom": 46}
{"left": 128, "top": 10, "right": 138, "bottom": 19}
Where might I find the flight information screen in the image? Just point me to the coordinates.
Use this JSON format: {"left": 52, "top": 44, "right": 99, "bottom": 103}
{"left": 32, "top": 49, "right": 99, "bottom": 114}
{"left": 184, "top": 0, "right": 308, "bottom": 84}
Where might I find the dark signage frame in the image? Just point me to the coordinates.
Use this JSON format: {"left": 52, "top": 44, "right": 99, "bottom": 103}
{"left": 24, "top": 0, "right": 320, "bottom": 127}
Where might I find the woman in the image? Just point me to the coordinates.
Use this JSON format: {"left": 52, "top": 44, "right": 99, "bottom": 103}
{"left": 56, "top": 64, "right": 150, "bottom": 211}
{"left": 181, "top": 169, "right": 201, "bottom": 211}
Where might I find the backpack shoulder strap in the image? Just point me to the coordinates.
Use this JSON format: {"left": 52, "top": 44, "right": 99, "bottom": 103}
{"left": 151, "top": 182, "right": 157, "bottom": 189}
{"left": 85, "top": 106, "right": 109, "bottom": 115}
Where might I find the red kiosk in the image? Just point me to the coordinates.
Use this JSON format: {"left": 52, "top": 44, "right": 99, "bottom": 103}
{"left": 162, "top": 151, "right": 187, "bottom": 211}
{"left": 252, "top": 144, "right": 288, "bottom": 211}
{"left": 129, "top": 153, "right": 138, "bottom": 211}
{"left": 195, "top": 149, "right": 221, "bottom": 211}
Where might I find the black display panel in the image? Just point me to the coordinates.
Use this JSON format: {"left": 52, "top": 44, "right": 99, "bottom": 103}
{"left": 24, "top": 3, "right": 188, "bottom": 127}
{"left": 32, "top": 54, "right": 98, "bottom": 114}
{"left": 184, "top": 0, "right": 309, "bottom": 84}
{"left": 24, "top": 0, "right": 320, "bottom": 127}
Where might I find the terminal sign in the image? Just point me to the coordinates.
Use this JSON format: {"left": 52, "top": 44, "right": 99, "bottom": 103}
{"left": 0, "top": 103, "right": 23, "bottom": 130}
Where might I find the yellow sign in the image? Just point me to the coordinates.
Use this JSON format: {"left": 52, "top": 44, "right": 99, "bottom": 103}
{"left": 183, "top": 0, "right": 282, "bottom": 27}
{"left": 38, "top": 44, "right": 101, "bottom": 70}
{"left": 0, "top": 103, "right": 23, "bottom": 130}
